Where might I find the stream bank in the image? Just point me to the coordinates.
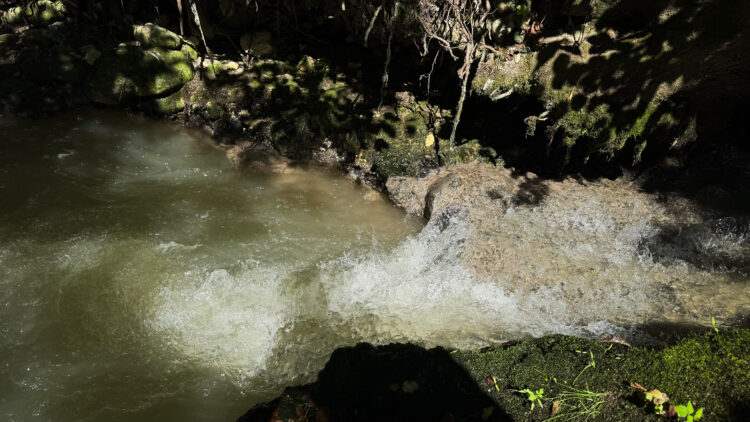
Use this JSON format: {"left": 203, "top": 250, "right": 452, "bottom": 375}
{"left": 239, "top": 329, "right": 750, "bottom": 421}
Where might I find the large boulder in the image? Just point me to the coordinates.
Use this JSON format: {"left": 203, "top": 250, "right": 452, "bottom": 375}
{"left": 23, "top": 0, "right": 66, "bottom": 26}
{"left": 1, "top": 6, "right": 25, "bottom": 26}
{"left": 86, "top": 44, "right": 194, "bottom": 104}
{"left": 133, "top": 23, "right": 182, "bottom": 50}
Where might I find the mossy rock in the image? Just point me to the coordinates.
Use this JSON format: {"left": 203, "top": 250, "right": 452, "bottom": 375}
{"left": 0, "top": 32, "right": 19, "bottom": 45}
{"left": 80, "top": 45, "right": 101, "bottom": 65}
{"left": 473, "top": 53, "right": 537, "bottom": 98}
{"left": 440, "top": 139, "right": 497, "bottom": 165}
{"left": 452, "top": 329, "right": 750, "bottom": 421}
{"left": 148, "top": 89, "right": 185, "bottom": 114}
{"left": 133, "top": 23, "right": 181, "bottom": 50}
{"left": 181, "top": 43, "right": 198, "bottom": 60}
{"left": 1, "top": 6, "right": 25, "bottom": 26}
{"left": 24, "top": 0, "right": 66, "bottom": 26}
{"left": 205, "top": 101, "right": 224, "bottom": 120}
{"left": 87, "top": 44, "right": 194, "bottom": 104}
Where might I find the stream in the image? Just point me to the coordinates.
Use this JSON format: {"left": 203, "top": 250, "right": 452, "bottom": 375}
{"left": 0, "top": 111, "right": 748, "bottom": 421}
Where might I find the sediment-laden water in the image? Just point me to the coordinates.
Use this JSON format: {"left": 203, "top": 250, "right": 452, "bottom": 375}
{"left": 0, "top": 111, "right": 747, "bottom": 421}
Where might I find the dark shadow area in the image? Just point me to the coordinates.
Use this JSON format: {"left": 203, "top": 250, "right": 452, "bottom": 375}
{"left": 527, "top": 0, "right": 750, "bottom": 176}
{"left": 238, "top": 342, "right": 511, "bottom": 422}
{"left": 636, "top": 216, "right": 750, "bottom": 275}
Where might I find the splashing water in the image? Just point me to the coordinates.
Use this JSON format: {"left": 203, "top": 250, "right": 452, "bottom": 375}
{"left": 0, "top": 111, "right": 747, "bottom": 422}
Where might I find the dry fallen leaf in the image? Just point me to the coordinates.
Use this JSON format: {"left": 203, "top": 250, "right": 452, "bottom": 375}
{"left": 666, "top": 404, "right": 677, "bottom": 418}
{"left": 629, "top": 381, "right": 646, "bottom": 391}
{"left": 646, "top": 389, "right": 670, "bottom": 405}
{"left": 551, "top": 400, "right": 560, "bottom": 415}
{"left": 425, "top": 133, "right": 435, "bottom": 147}
{"left": 600, "top": 336, "right": 631, "bottom": 347}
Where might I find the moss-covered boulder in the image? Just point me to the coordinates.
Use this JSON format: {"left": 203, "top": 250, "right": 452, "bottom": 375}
{"left": 23, "top": 0, "right": 66, "bottom": 26}
{"left": 205, "top": 101, "right": 224, "bottom": 120}
{"left": 148, "top": 89, "right": 185, "bottom": 114}
{"left": 133, "top": 23, "right": 182, "bottom": 50}
{"left": 369, "top": 102, "right": 447, "bottom": 182}
{"left": 1, "top": 7, "right": 25, "bottom": 26}
{"left": 440, "top": 139, "right": 498, "bottom": 165}
{"left": 0, "top": 32, "right": 19, "bottom": 46}
{"left": 86, "top": 44, "right": 194, "bottom": 104}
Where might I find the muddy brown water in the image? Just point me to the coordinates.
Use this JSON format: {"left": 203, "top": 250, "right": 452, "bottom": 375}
{"left": 0, "top": 111, "right": 747, "bottom": 421}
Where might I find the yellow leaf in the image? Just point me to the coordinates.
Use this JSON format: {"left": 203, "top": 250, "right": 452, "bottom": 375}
{"left": 425, "top": 132, "right": 435, "bottom": 147}
{"left": 646, "top": 389, "right": 669, "bottom": 405}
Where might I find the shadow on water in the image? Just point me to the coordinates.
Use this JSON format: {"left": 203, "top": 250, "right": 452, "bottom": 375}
{"left": 239, "top": 342, "right": 511, "bottom": 422}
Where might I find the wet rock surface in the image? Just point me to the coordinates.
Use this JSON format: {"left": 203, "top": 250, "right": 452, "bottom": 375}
{"left": 387, "top": 162, "right": 750, "bottom": 326}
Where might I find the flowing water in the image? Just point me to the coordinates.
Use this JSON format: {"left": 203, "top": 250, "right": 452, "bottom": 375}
{"left": 0, "top": 111, "right": 748, "bottom": 421}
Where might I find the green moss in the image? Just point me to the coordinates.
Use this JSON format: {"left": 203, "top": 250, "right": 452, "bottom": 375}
{"left": 450, "top": 329, "right": 750, "bottom": 421}
{"left": 86, "top": 45, "right": 194, "bottom": 104}
{"left": 149, "top": 89, "right": 184, "bottom": 114}
{"left": 181, "top": 43, "right": 198, "bottom": 60}
{"left": 0, "top": 33, "right": 19, "bottom": 45}
{"left": 473, "top": 53, "right": 537, "bottom": 98}
{"left": 24, "top": 0, "right": 66, "bottom": 26}
{"left": 558, "top": 103, "right": 613, "bottom": 146}
{"left": 133, "top": 23, "right": 181, "bottom": 50}
{"left": 205, "top": 101, "right": 224, "bottom": 120}
{"left": 440, "top": 139, "right": 497, "bottom": 165}
{"left": 1, "top": 6, "right": 25, "bottom": 26}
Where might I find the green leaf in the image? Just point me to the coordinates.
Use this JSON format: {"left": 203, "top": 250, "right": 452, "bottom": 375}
{"left": 675, "top": 405, "right": 689, "bottom": 418}
{"left": 687, "top": 416, "right": 693, "bottom": 422}
{"left": 694, "top": 408, "right": 704, "bottom": 420}
{"left": 687, "top": 402, "right": 694, "bottom": 414}
{"left": 645, "top": 393, "right": 653, "bottom": 401}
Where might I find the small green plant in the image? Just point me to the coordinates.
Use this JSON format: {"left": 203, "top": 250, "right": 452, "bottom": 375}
{"left": 675, "top": 402, "right": 704, "bottom": 422}
{"left": 546, "top": 383, "right": 607, "bottom": 421}
{"left": 712, "top": 317, "right": 719, "bottom": 333}
{"left": 572, "top": 350, "right": 596, "bottom": 385}
{"left": 516, "top": 388, "right": 544, "bottom": 410}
